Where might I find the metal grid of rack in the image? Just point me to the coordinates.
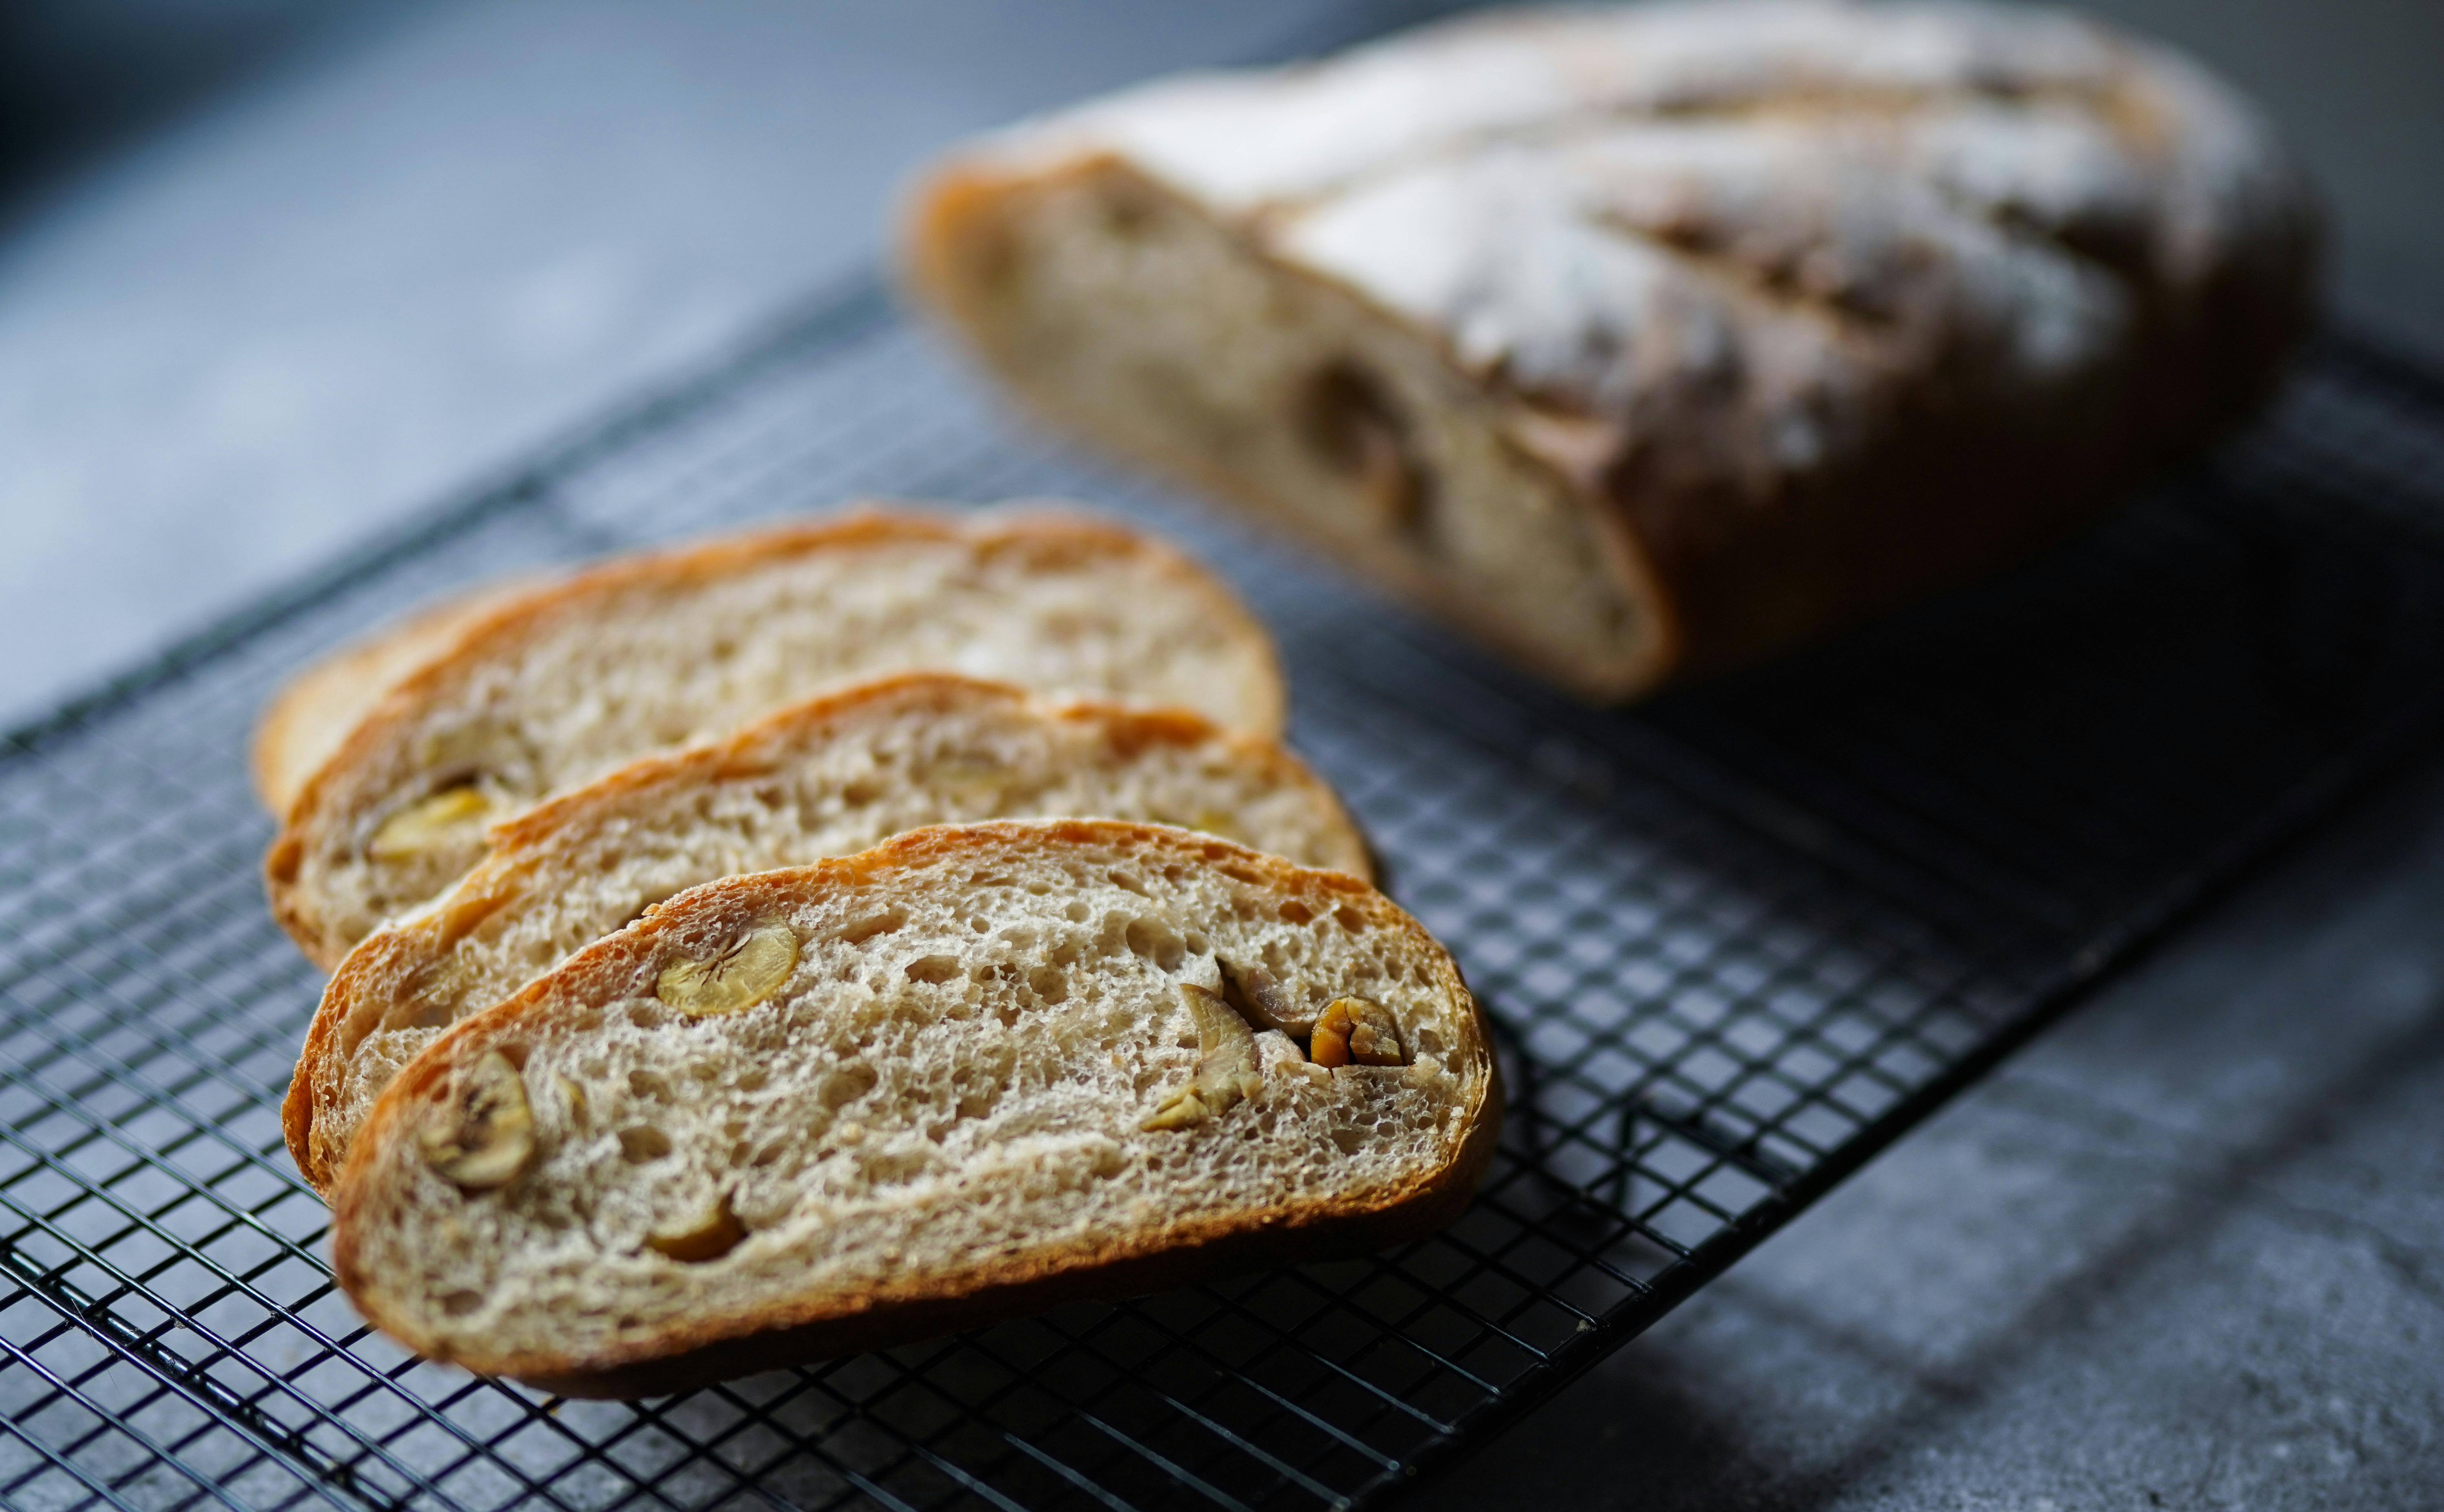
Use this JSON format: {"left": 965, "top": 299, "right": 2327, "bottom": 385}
{"left": 3, "top": 259, "right": 2444, "bottom": 1510}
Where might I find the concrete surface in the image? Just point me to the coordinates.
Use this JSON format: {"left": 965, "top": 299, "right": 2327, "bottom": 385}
{"left": 1, "top": 2, "right": 2439, "bottom": 1507}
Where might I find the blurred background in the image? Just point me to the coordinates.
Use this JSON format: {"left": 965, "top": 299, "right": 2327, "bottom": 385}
{"left": 0, "top": 0, "right": 2439, "bottom": 728}
{"left": 1, "top": 5, "right": 2441, "bottom": 1507}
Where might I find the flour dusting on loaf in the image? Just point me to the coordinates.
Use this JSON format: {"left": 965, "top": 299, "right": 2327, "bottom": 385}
{"left": 908, "top": 0, "right": 2318, "bottom": 699}
{"left": 332, "top": 821, "right": 1497, "bottom": 1395}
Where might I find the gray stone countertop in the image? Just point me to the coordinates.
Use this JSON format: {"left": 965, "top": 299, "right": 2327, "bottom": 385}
{"left": 1412, "top": 758, "right": 2444, "bottom": 1510}
{"left": 2, "top": 1, "right": 2439, "bottom": 1506}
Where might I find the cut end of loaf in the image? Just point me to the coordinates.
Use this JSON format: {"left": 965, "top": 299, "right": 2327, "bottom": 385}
{"left": 905, "top": 160, "right": 1678, "bottom": 701}
{"left": 332, "top": 820, "right": 1497, "bottom": 1390}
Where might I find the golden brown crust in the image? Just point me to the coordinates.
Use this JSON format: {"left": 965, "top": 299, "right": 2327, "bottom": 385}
{"left": 330, "top": 821, "right": 1498, "bottom": 1393}
{"left": 263, "top": 504, "right": 1290, "bottom": 968}
{"left": 518, "top": 1152, "right": 1492, "bottom": 1398}
{"left": 282, "top": 672, "right": 1371, "bottom": 1193}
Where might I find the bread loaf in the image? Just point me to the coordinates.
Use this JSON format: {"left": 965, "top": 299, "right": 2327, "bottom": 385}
{"left": 286, "top": 673, "right": 1370, "bottom": 1192}
{"left": 264, "top": 508, "right": 1287, "bottom": 967}
{"left": 905, "top": 0, "right": 2319, "bottom": 699}
{"left": 332, "top": 820, "right": 1497, "bottom": 1396}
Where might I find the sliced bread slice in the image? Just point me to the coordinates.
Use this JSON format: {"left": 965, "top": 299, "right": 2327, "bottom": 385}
{"left": 332, "top": 820, "right": 1497, "bottom": 1396}
{"left": 265, "top": 507, "right": 1287, "bottom": 967}
{"left": 286, "top": 672, "right": 1372, "bottom": 1192}
{"left": 253, "top": 584, "right": 537, "bottom": 816}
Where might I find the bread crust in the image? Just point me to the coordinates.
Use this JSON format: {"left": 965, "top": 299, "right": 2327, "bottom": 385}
{"left": 264, "top": 505, "right": 1289, "bottom": 967}
{"left": 330, "top": 820, "right": 1498, "bottom": 1395}
{"left": 282, "top": 672, "right": 1373, "bottom": 1193}
{"left": 902, "top": 1, "right": 2320, "bottom": 700}
{"left": 251, "top": 583, "right": 542, "bottom": 816}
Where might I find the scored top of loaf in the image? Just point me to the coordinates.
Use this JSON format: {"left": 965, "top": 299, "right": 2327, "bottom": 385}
{"left": 954, "top": 0, "right": 2314, "bottom": 430}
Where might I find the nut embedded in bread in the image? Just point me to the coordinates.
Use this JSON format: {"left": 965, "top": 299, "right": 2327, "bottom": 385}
{"left": 330, "top": 820, "right": 1498, "bottom": 1396}
{"left": 904, "top": 0, "right": 2320, "bottom": 700}
{"left": 263, "top": 505, "right": 1289, "bottom": 968}
{"left": 285, "top": 673, "right": 1371, "bottom": 1192}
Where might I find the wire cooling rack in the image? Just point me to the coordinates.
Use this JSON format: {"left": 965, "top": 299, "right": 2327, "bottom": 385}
{"left": 9, "top": 214, "right": 2444, "bottom": 1512}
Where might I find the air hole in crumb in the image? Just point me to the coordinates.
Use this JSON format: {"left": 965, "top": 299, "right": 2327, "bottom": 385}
{"left": 1101, "top": 183, "right": 1157, "bottom": 237}
{"left": 1278, "top": 900, "right": 1314, "bottom": 925}
{"left": 840, "top": 780, "right": 880, "bottom": 807}
{"left": 1028, "top": 966, "right": 1068, "bottom": 1004}
{"left": 628, "top": 1070, "right": 671, "bottom": 1102}
{"left": 441, "top": 1290, "right": 483, "bottom": 1317}
{"left": 822, "top": 1063, "right": 878, "bottom": 1109}
{"left": 619, "top": 1127, "right": 672, "bottom": 1163}
{"left": 1123, "top": 918, "right": 1186, "bottom": 972}
{"left": 904, "top": 955, "right": 961, "bottom": 985}
{"left": 1298, "top": 358, "right": 1434, "bottom": 541}
{"left": 1182, "top": 930, "right": 1210, "bottom": 956}
{"left": 1335, "top": 906, "right": 1367, "bottom": 932}
{"left": 1063, "top": 901, "right": 1092, "bottom": 923}
{"left": 838, "top": 909, "right": 907, "bottom": 944}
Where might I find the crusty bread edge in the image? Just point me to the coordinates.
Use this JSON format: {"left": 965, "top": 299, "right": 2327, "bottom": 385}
{"left": 899, "top": 154, "right": 1687, "bottom": 701}
{"left": 251, "top": 582, "right": 547, "bottom": 817}
{"left": 284, "top": 672, "right": 1373, "bottom": 1194}
{"left": 329, "top": 820, "right": 1500, "bottom": 1397}
{"left": 263, "top": 503, "right": 1290, "bottom": 969}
